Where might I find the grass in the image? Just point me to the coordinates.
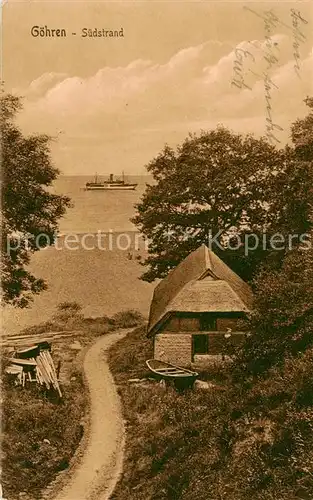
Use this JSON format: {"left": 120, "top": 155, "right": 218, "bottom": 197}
{"left": 19, "top": 303, "right": 145, "bottom": 340}
{"left": 1, "top": 304, "right": 145, "bottom": 500}
{"left": 108, "top": 326, "right": 313, "bottom": 500}
{"left": 1, "top": 371, "right": 86, "bottom": 499}
{"left": 108, "top": 323, "right": 152, "bottom": 381}
{"left": 111, "top": 309, "right": 145, "bottom": 329}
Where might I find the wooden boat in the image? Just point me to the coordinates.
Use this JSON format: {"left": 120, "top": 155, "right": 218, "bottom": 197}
{"left": 15, "top": 345, "right": 40, "bottom": 359}
{"left": 9, "top": 358, "right": 37, "bottom": 367}
{"left": 146, "top": 359, "right": 198, "bottom": 388}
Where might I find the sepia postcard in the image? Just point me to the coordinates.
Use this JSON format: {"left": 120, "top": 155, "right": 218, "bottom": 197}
{"left": 1, "top": 1, "right": 313, "bottom": 499}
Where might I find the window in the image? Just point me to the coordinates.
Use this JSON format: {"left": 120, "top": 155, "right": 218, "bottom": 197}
{"left": 200, "top": 314, "right": 216, "bottom": 331}
{"left": 192, "top": 334, "right": 209, "bottom": 355}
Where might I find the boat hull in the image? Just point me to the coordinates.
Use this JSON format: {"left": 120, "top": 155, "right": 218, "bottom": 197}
{"left": 146, "top": 359, "right": 198, "bottom": 389}
{"left": 9, "top": 358, "right": 37, "bottom": 367}
{"left": 84, "top": 184, "right": 138, "bottom": 191}
{"left": 15, "top": 345, "right": 40, "bottom": 359}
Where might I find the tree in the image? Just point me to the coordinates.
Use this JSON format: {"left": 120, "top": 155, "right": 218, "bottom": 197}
{"left": 234, "top": 248, "right": 313, "bottom": 377}
{"left": 132, "top": 123, "right": 312, "bottom": 283}
{"left": 233, "top": 98, "right": 313, "bottom": 376}
{"left": 1, "top": 94, "right": 71, "bottom": 307}
{"left": 291, "top": 96, "right": 313, "bottom": 162}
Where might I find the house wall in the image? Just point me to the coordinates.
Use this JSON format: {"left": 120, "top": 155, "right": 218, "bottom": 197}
{"left": 153, "top": 313, "right": 247, "bottom": 367}
{"left": 165, "top": 314, "right": 243, "bottom": 332}
{"left": 154, "top": 333, "right": 192, "bottom": 366}
{"left": 165, "top": 316, "right": 199, "bottom": 331}
{"left": 216, "top": 317, "right": 242, "bottom": 331}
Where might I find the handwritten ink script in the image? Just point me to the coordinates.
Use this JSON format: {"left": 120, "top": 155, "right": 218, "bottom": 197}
{"left": 231, "top": 48, "right": 255, "bottom": 90}
{"left": 243, "top": 8, "right": 284, "bottom": 144}
{"left": 231, "top": 7, "right": 308, "bottom": 145}
{"left": 250, "top": 68, "right": 283, "bottom": 144}
{"left": 290, "top": 9, "right": 308, "bottom": 77}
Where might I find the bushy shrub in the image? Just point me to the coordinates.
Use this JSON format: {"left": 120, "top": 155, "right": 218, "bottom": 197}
{"left": 52, "top": 301, "right": 84, "bottom": 328}
{"left": 235, "top": 249, "right": 313, "bottom": 378}
{"left": 111, "top": 309, "right": 145, "bottom": 329}
{"left": 80, "top": 316, "right": 114, "bottom": 336}
{"left": 56, "top": 301, "right": 82, "bottom": 313}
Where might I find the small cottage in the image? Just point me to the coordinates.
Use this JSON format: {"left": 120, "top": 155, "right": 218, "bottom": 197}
{"left": 147, "top": 244, "right": 253, "bottom": 367}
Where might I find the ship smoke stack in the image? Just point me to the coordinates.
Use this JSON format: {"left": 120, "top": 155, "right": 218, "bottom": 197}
{"left": 109, "top": 174, "right": 114, "bottom": 182}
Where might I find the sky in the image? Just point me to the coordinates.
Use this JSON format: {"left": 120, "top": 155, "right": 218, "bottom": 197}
{"left": 3, "top": 0, "right": 313, "bottom": 175}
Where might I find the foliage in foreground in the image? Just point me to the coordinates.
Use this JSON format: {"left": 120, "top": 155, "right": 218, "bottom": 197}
{"left": 1, "top": 373, "right": 86, "bottom": 499}
{"left": 236, "top": 248, "right": 313, "bottom": 377}
{"left": 1, "top": 93, "right": 71, "bottom": 308}
{"left": 108, "top": 327, "right": 313, "bottom": 500}
{"left": 1, "top": 305, "right": 145, "bottom": 499}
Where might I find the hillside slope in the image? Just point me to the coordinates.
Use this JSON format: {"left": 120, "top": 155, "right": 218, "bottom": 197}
{"left": 108, "top": 327, "right": 313, "bottom": 500}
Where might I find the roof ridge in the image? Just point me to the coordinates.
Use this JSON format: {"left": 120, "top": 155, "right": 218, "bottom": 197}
{"left": 204, "top": 244, "right": 212, "bottom": 272}
{"left": 207, "top": 246, "right": 252, "bottom": 288}
{"left": 197, "top": 245, "right": 214, "bottom": 280}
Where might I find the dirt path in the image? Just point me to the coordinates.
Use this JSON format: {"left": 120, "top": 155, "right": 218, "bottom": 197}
{"left": 53, "top": 330, "right": 129, "bottom": 500}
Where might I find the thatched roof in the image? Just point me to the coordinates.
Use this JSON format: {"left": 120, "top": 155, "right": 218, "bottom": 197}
{"left": 147, "top": 245, "right": 253, "bottom": 336}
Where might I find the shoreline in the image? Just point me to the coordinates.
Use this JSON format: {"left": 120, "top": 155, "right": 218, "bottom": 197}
{"left": 3, "top": 244, "right": 155, "bottom": 336}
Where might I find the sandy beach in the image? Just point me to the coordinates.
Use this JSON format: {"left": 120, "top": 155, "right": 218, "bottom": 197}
{"left": 3, "top": 240, "right": 156, "bottom": 335}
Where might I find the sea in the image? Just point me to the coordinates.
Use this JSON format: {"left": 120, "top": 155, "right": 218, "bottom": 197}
{"left": 52, "top": 175, "right": 153, "bottom": 234}
{"left": 3, "top": 175, "right": 157, "bottom": 335}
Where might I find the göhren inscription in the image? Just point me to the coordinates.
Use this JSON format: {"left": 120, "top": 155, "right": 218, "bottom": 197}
{"left": 31, "top": 26, "right": 125, "bottom": 38}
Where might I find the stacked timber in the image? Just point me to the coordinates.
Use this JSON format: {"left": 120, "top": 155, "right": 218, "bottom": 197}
{"left": 5, "top": 342, "right": 62, "bottom": 397}
{"left": 35, "top": 350, "right": 62, "bottom": 397}
{"left": 1, "top": 330, "right": 81, "bottom": 348}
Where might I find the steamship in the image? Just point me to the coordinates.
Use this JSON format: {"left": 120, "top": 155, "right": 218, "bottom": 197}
{"left": 84, "top": 173, "right": 137, "bottom": 191}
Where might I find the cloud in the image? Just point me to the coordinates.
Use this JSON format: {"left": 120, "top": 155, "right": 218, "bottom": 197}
{"left": 16, "top": 37, "right": 312, "bottom": 174}
{"left": 15, "top": 72, "right": 69, "bottom": 100}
